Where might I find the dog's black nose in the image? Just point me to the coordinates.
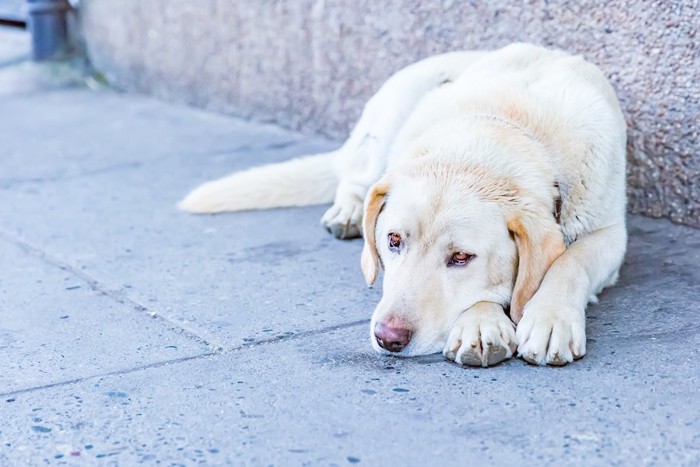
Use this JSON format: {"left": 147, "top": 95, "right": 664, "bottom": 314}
{"left": 374, "top": 322, "right": 413, "bottom": 352}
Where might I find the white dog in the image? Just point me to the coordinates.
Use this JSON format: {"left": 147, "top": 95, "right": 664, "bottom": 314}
{"left": 180, "top": 43, "right": 627, "bottom": 367}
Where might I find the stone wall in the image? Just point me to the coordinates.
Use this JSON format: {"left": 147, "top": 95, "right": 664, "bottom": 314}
{"left": 79, "top": 0, "right": 699, "bottom": 227}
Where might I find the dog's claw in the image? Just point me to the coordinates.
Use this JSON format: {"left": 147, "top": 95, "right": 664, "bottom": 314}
{"left": 515, "top": 303, "right": 586, "bottom": 367}
{"left": 321, "top": 200, "right": 363, "bottom": 240}
{"left": 328, "top": 222, "right": 362, "bottom": 240}
{"left": 443, "top": 303, "right": 516, "bottom": 368}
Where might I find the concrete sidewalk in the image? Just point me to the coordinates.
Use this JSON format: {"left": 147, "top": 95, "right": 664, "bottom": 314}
{"left": 1, "top": 28, "right": 699, "bottom": 465}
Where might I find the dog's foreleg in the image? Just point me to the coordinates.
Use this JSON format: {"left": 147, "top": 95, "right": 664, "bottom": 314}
{"left": 322, "top": 52, "right": 487, "bottom": 239}
{"left": 516, "top": 222, "right": 627, "bottom": 365}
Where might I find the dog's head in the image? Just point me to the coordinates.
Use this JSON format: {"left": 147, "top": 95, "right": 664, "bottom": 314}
{"left": 361, "top": 153, "right": 564, "bottom": 356}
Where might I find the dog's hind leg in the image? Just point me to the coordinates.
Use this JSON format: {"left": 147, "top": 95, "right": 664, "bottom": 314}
{"left": 515, "top": 221, "right": 627, "bottom": 366}
{"left": 321, "top": 51, "right": 487, "bottom": 239}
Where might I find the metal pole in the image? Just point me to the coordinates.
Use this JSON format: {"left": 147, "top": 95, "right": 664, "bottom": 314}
{"left": 26, "top": 0, "right": 72, "bottom": 61}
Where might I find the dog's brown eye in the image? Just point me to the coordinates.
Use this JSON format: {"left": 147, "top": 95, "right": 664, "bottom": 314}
{"left": 449, "top": 252, "right": 474, "bottom": 267}
{"left": 388, "top": 232, "right": 402, "bottom": 252}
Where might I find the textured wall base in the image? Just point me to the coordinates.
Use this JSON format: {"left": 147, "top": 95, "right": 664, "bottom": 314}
{"left": 80, "top": 0, "right": 699, "bottom": 227}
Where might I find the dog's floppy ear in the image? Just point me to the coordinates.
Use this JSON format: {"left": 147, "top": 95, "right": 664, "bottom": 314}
{"left": 507, "top": 213, "right": 566, "bottom": 323}
{"left": 360, "top": 177, "right": 392, "bottom": 287}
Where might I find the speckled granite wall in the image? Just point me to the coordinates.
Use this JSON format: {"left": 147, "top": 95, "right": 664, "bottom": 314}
{"left": 79, "top": 0, "right": 699, "bottom": 227}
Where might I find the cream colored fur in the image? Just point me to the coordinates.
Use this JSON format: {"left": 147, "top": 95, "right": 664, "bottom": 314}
{"left": 180, "top": 43, "right": 627, "bottom": 367}
{"left": 178, "top": 152, "right": 338, "bottom": 212}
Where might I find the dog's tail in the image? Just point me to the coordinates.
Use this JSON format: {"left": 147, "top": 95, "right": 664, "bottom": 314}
{"left": 178, "top": 151, "right": 338, "bottom": 213}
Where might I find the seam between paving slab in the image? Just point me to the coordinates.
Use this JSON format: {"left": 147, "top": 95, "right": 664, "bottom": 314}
{"left": 0, "top": 225, "right": 370, "bottom": 347}
{"left": 230, "top": 318, "right": 370, "bottom": 352}
{"left": 0, "top": 320, "right": 370, "bottom": 399}
{"left": 0, "top": 141, "right": 304, "bottom": 190}
{"left": 0, "top": 352, "right": 218, "bottom": 399}
{"left": 0, "top": 228, "right": 370, "bottom": 397}
{"left": 0, "top": 160, "right": 146, "bottom": 189}
{"left": 0, "top": 228, "right": 218, "bottom": 350}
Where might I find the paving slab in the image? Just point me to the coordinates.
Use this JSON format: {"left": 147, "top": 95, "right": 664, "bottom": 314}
{"left": 0, "top": 88, "right": 377, "bottom": 350}
{"left": 0, "top": 237, "right": 209, "bottom": 395}
{"left": 0, "top": 175, "right": 377, "bottom": 348}
{"left": 0, "top": 89, "right": 310, "bottom": 184}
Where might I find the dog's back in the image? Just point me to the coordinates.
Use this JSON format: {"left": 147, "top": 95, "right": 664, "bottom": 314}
{"left": 390, "top": 43, "right": 627, "bottom": 243}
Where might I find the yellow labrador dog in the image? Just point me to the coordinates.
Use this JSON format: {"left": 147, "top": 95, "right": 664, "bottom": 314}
{"left": 180, "top": 43, "right": 627, "bottom": 367}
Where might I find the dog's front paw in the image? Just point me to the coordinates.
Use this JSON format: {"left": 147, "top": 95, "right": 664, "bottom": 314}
{"left": 443, "top": 302, "right": 516, "bottom": 367}
{"left": 321, "top": 199, "right": 363, "bottom": 240}
{"left": 516, "top": 304, "right": 586, "bottom": 366}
